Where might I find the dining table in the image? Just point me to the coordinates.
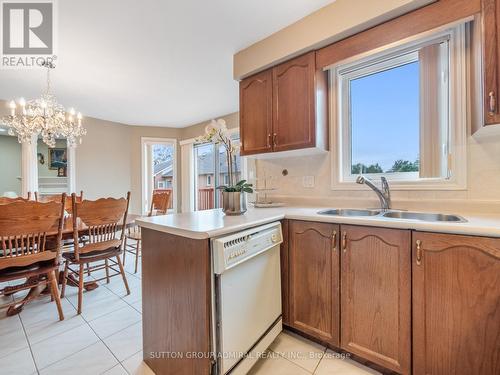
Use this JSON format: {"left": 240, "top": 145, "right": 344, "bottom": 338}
{"left": 5, "top": 213, "right": 142, "bottom": 316}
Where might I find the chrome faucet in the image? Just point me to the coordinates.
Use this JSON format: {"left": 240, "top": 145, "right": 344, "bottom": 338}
{"left": 356, "top": 176, "right": 391, "bottom": 211}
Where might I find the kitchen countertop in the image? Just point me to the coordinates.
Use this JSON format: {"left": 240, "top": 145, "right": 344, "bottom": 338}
{"left": 136, "top": 206, "right": 500, "bottom": 239}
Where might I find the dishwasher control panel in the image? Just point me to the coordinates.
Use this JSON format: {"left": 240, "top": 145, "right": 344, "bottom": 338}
{"left": 212, "top": 222, "right": 282, "bottom": 274}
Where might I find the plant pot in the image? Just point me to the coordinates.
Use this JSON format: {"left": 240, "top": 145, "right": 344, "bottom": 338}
{"left": 222, "top": 191, "right": 247, "bottom": 215}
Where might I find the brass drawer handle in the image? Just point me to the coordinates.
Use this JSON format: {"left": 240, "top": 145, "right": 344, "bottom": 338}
{"left": 489, "top": 91, "right": 496, "bottom": 115}
{"left": 416, "top": 240, "right": 423, "bottom": 266}
{"left": 332, "top": 230, "right": 337, "bottom": 251}
{"left": 267, "top": 133, "right": 271, "bottom": 148}
{"left": 272, "top": 133, "right": 277, "bottom": 147}
{"left": 342, "top": 232, "right": 347, "bottom": 253}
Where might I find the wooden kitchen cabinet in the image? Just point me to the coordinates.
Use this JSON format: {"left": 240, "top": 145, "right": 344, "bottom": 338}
{"left": 288, "top": 220, "right": 340, "bottom": 346}
{"left": 340, "top": 225, "right": 411, "bottom": 374}
{"left": 482, "top": 0, "right": 500, "bottom": 125}
{"left": 272, "top": 52, "right": 322, "bottom": 152}
{"left": 239, "top": 51, "right": 327, "bottom": 156}
{"left": 412, "top": 232, "right": 500, "bottom": 375}
{"left": 239, "top": 69, "right": 273, "bottom": 155}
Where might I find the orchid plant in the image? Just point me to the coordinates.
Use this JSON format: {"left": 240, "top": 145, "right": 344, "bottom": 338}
{"left": 195, "top": 119, "right": 253, "bottom": 193}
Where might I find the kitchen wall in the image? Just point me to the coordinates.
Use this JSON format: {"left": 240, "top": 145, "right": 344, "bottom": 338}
{"left": 180, "top": 112, "right": 239, "bottom": 141}
{"left": 234, "top": 0, "right": 435, "bottom": 78}
{"left": 0, "top": 134, "right": 22, "bottom": 195}
{"left": 247, "top": 130, "right": 500, "bottom": 213}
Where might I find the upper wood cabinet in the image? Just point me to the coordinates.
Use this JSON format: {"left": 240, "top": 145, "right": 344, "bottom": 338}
{"left": 239, "top": 51, "right": 327, "bottom": 156}
{"left": 340, "top": 225, "right": 411, "bottom": 375}
{"left": 288, "top": 220, "right": 340, "bottom": 346}
{"left": 273, "top": 53, "right": 317, "bottom": 152}
{"left": 482, "top": 0, "right": 500, "bottom": 125}
{"left": 412, "top": 232, "right": 500, "bottom": 375}
{"left": 239, "top": 70, "right": 273, "bottom": 154}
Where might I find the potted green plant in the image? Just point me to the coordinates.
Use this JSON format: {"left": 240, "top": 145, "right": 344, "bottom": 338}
{"left": 196, "top": 119, "right": 253, "bottom": 215}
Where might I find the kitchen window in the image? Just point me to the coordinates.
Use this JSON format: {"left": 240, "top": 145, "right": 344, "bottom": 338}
{"left": 330, "top": 23, "right": 467, "bottom": 190}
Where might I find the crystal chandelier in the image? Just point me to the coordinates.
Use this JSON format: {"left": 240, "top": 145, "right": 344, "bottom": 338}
{"left": 1, "top": 62, "right": 86, "bottom": 148}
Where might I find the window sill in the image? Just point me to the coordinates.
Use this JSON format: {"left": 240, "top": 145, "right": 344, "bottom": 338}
{"left": 331, "top": 179, "right": 467, "bottom": 191}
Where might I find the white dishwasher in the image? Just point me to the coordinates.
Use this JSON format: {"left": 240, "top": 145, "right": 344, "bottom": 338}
{"left": 211, "top": 222, "right": 283, "bottom": 375}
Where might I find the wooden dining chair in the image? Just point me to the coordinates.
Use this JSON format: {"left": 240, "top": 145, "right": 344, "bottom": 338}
{"left": 124, "top": 189, "right": 171, "bottom": 273}
{"left": 0, "top": 192, "right": 32, "bottom": 204}
{"left": 35, "top": 191, "right": 83, "bottom": 213}
{"left": 0, "top": 196, "right": 66, "bottom": 320}
{"left": 60, "top": 192, "right": 131, "bottom": 314}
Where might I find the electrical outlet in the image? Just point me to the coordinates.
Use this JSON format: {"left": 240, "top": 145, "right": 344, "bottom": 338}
{"left": 302, "top": 176, "right": 315, "bottom": 188}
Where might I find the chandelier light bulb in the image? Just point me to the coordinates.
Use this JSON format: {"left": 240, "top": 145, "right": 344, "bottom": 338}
{"left": 18, "top": 97, "right": 26, "bottom": 107}
{"left": 77, "top": 112, "right": 82, "bottom": 120}
{"left": 69, "top": 108, "right": 75, "bottom": 115}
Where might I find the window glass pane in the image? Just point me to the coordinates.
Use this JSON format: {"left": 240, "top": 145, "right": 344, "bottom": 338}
{"left": 194, "top": 143, "right": 215, "bottom": 211}
{"left": 151, "top": 143, "right": 174, "bottom": 211}
{"left": 350, "top": 61, "right": 420, "bottom": 175}
{"left": 0, "top": 132, "right": 22, "bottom": 197}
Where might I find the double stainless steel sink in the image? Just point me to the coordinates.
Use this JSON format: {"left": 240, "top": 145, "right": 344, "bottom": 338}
{"left": 317, "top": 208, "right": 467, "bottom": 223}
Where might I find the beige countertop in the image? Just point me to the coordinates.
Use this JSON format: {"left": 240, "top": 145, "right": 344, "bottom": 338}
{"left": 136, "top": 206, "right": 500, "bottom": 239}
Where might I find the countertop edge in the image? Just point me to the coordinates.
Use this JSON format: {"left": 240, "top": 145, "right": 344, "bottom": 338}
{"left": 136, "top": 208, "right": 500, "bottom": 239}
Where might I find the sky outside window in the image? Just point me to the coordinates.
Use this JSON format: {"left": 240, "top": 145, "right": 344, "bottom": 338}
{"left": 350, "top": 61, "right": 420, "bottom": 174}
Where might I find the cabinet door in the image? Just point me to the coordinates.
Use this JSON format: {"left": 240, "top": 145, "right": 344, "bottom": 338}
{"left": 273, "top": 52, "right": 316, "bottom": 152}
{"left": 280, "top": 219, "right": 290, "bottom": 325}
{"left": 483, "top": 0, "right": 500, "bottom": 125}
{"left": 239, "top": 69, "right": 273, "bottom": 155}
{"left": 341, "top": 226, "right": 411, "bottom": 374}
{"left": 288, "top": 220, "right": 340, "bottom": 346}
{"left": 413, "top": 232, "right": 500, "bottom": 375}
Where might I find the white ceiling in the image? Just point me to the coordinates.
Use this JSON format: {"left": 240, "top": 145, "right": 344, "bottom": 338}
{"left": 0, "top": 0, "right": 334, "bottom": 127}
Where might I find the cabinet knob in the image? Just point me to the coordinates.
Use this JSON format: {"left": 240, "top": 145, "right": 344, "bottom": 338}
{"left": 489, "top": 91, "right": 496, "bottom": 115}
{"left": 342, "top": 232, "right": 347, "bottom": 253}
{"left": 416, "top": 240, "right": 423, "bottom": 266}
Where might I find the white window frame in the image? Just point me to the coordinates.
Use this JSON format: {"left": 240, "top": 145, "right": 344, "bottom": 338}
{"left": 141, "top": 137, "right": 177, "bottom": 214}
{"left": 329, "top": 22, "right": 468, "bottom": 190}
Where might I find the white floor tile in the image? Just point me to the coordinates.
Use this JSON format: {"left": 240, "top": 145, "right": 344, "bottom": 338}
{"left": 88, "top": 304, "right": 142, "bottom": 339}
{"left": 315, "top": 350, "right": 381, "bottom": 375}
{"left": 249, "top": 351, "right": 311, "bottom": 375}
{"left": 39, "top": 341, "right": 118, "bottom": 375}
{"left": 103, "top": 364, "right": 128, "bottom": 375}
{"left": 21, "top": 297, "right": 86, "bottom": 344}
{"left": 120, "top": 286, "right": 142, "bottom": 304}
{"left": 105, "top": 274, "right": 141, "bottom": 295}
{"left": 1, "top": 347, "right": 37, "bottom": 375}
{"left": 270, "top": 331, "right": 325, "bottom": 372}
{"left": 129, "top": 300, "right": 142, "bottom": 314}
{"left": 0, "top": 314, "right": 30, "bottom": 359}
{"left": 31, "top": 323, "right": 99, "bottom": 369}
{"left": 121, "top": 351, "right": 155, "bottom": 375}
{"left": 66, "top": 286, "right": 129, "bottom": 321}
{"left": 103, "top": 321, "right": 142, "bottom": 361}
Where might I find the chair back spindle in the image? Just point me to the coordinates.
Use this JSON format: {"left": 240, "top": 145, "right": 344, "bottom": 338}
{"left": 71, "top": 192, "right": 130, "bottom": 262}
{"left": 0, "top": 196, "right": 66, "bottom": 270}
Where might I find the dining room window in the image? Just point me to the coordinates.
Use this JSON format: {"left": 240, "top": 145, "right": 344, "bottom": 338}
{"left": 330, "top": 22, "right": 468, "bottom": 190}
{"left": 193, "top": 132, "right": 241, "bottom": 211}
{"left": 141, "top": 138, "right": 177, "bottom": 214}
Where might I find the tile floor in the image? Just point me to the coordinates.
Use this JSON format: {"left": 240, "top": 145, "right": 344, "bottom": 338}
{"left": 1, "top": 254, "right": 380, "bottom": 375}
